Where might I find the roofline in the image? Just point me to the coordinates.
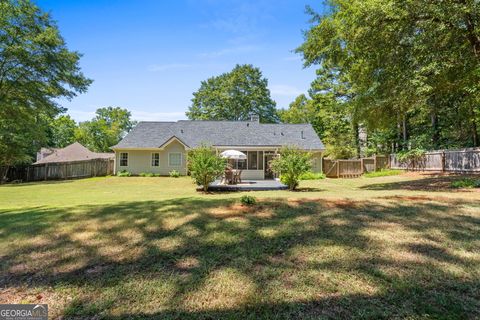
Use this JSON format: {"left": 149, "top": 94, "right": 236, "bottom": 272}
{"left": 112, "top": 146, "right": 325, "bottom": 152}
{"left": 33, "top": 156, "right": 114, "bottom": 165}
{"left": 158, "top": 136, "right": 190, "bottom": 149}
{"left": 135, "top": 120, "right": 314, "bottom": 126}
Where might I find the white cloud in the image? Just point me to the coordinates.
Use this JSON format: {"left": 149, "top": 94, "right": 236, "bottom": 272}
{"left": 148, "top": 63, "right": 191, "bottom": 72}
{"left": 68, "top": 109, "right": 96, "bottom": 122}
{"left": 68, "top": 109, "right": 187, "bottom": 122}
{"left": 130, "top": 110, "right": 187, "bottom": 122}
{"left": 269, "top": 84, "right": 304, "bottom": 97}
{"left": 198, "top": 45, "right": 260, "bottom": 58}
{"left": 200, "top": 1, "right": 275, "bottom": 34}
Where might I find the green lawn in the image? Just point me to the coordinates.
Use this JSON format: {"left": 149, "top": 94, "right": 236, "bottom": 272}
{"left": 0, "top": 174, "right": 479, "bottom": 319}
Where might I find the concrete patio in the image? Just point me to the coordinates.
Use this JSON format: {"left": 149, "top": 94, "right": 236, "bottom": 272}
{"left": 205, "top": 179, "right": 288, "bottom": 191}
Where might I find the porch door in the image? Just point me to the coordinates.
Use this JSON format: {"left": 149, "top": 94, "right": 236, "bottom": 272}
{"left": 264, "top": 153, "right": 275, "bottom": 179}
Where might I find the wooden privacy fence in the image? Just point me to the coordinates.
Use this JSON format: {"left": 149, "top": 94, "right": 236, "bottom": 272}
{"left": 323, "top": 155, "right": 388, "bottom": 178}
{"left": 390, "top": 148, "right": 480, "bottom": 173}
{"left": 4, "top": 159, "right": 114, "bottom": 182}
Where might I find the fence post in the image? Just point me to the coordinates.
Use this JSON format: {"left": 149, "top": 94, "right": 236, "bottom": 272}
{"left": 361, "top": 158, "right": 364, "bottom": 173}
{"left": 373, "top": 155, "right": 377, "bottom": 171}
{"left": 441, "top": 151, "right": 446, "bottom": 172}
{"left": 336, "top": 160, "right": 340, "bottom": 178}
{"left": 44, "top": 164, "right": 48, "bottom": 181}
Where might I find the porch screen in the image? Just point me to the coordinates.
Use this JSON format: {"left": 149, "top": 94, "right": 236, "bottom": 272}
{"left": 236, "top": 151, "right": 247, "bottom": 169}
{"left": 248, "top": 151, "right": 258, "bottom": 170}
{"left": 258, "top": 151, "right": 263, "bottom": 170}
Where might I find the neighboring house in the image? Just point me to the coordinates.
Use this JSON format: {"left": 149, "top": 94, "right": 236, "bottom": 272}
{"left": 111, "top": 117, "right": 325, "bottom": 180}
{"left": 36, "top": 147, "right": 59, "bottom": 163}
{"left": 34, "top": 142, "right": 114, "bottom": 165}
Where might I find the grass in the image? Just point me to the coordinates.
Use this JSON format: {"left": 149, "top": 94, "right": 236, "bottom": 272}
{"left": 364, "top": 169, "right": 403, "bottom": 178}
{"left": 0, "top": 174, "right": 479, "bottom": 319}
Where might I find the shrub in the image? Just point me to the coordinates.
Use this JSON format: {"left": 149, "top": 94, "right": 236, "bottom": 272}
{"left": 451, "top": 178, "right": 480, "bottom": 189}
{"left": 299, "top": 171, "right": 325, "bottom": 180}
{"left": 270, "top": 146, "right": 312, "bottom": 190}
{"left": 240, "top": 195, "right": 256, "bottom": 206}
{"left": 397, "top": 148, "right": 426, "bottom": 170}
{"left": 154, "top": 173, "right": 161, "bottom": 177}
{"left": 364, "top": 169, "right": 403, "bottom": 178}
{"left": 139, "top": 172, "right": 155, "bottom": 177}
{"left": 117, "top": 170, "right": 131, "bottom": 177}
{"left": 169, "top": 170, "right": 180, "bottom": 178}
{"left": 187, "top": 145, "right": 226, "bottom": 192}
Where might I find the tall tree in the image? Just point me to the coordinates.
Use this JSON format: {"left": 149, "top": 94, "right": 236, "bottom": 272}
{"left": 298, "top": 1, "right": 480, "bottom": 154}
{"left": 186, "top": 64, "right": 279, "bottom": 123}
{"left": 0, "top": 0, "right": 91, "bottom": 173}
{"left": 278, "top": 94, "right": 313, "bottom": 124}
{"left": 48, "top": 115, "right": 77, "bottom": 148}
{"left": 75, "top": 107, "right": 136, "bottom": 152}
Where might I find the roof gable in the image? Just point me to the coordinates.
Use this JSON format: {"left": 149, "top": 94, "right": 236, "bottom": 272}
{"left": 158, "top": 136, "right": 190, "bottom": 149}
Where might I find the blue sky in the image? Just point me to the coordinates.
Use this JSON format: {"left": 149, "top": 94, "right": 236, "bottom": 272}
{"left": 36, "top": 0, "right": 326, "bottom": 122}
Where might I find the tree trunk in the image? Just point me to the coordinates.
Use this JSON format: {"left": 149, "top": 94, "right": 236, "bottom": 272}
{"left": 0, "top": 166, "right": 9, "bottom": 184}
{"left": 203, "top": 177, "right": 208, "bottom": 192}
{"left": 353, "top": 121, "right": 361, "bottom": 158}
{"left": 462, "top": 4, "right": 480, "bottom": 60}
{"left": 397, "top": 115, "right": 402, "bottom": 151}
{"left": 469, "top": 104, "right": 479, "bottom": 147}
{"left": 402, "top": 114, "right": 408, "bottom": 149}
{"left": 431, "top": 110, "right": 440, "bottom": 149}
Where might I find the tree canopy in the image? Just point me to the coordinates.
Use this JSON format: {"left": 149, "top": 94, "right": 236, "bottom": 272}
{"left": 0, "top": 0, "right": 92, "bottom": 167}
{"left": 75, "top": 107, "right": 136, "bottom": 152}
{"left": 283, "top": 0, "right": 480, "bottom": 157}
{"left": 186, "top": 64, "right": 279, "bottom": 123}
{"left": 48, "top": 115, "right": 77, "bottom": 148}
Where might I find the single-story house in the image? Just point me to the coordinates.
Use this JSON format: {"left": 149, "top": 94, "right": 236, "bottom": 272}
{"left": 35, "top": 142, "right": 114, "bottom": 165}
{"left": 111, "top": 118, "right": 325, "bottom": 180}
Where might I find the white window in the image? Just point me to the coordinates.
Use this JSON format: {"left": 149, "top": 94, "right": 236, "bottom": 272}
{"left": 151, "top": 153, "right": 159, "bottom": 167}
{"left": 169, "top": 152, "right": 182, "bottom": 166}
{"left": 119, "top": 152, "right": 128, "bottom": 166}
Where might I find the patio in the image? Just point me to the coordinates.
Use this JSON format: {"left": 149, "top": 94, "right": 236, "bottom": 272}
{"left": 205, "top": 179, "right": 288, "bottom": 191}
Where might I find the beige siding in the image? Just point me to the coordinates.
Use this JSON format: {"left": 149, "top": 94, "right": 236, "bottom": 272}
{"left": 115, "top": 144, "right": 323, "bottom": 178}
{"left": 311, "top": 152, "right": 323, "bottom": 173}
{"left": 115, "top": 140, "right": 187, "bottom": 175}
{"left": 240, "top": 170, "right": 264, "bottom": 180}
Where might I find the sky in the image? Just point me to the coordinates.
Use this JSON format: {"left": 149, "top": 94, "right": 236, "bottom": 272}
{"left": 36, "top": 0, "right": 326, "bottom": 122}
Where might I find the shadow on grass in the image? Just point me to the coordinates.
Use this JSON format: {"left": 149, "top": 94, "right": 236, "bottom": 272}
{"left": 0, "top": 179, "right": 78, "bottom": 187}
{"left": 360, "top": 174, "right": 479, "bottom": 192}
{"left": 0, "top": 196, "right": 479, "bottom": 319}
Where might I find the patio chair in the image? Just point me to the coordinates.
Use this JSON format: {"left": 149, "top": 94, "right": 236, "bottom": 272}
{"left": 224, "top": 170, "right": 234, "bottom": 185}
{"left": 235, "top": 170, "right": 242, "bottom": 184}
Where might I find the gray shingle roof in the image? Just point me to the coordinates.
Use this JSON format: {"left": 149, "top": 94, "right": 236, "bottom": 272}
{"left": 112, "top": 120, "right": 325, "bottom": 150}
{"left": 34, "top": 142, "right": 114, "bottom": 164}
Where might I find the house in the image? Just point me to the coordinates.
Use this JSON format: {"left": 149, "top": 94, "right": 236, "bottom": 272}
{"left": 111, "top": 118, "right": 325, "bottom": 179}
{"left": 34, "top": 142, "right": 114, "bottom": 165}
